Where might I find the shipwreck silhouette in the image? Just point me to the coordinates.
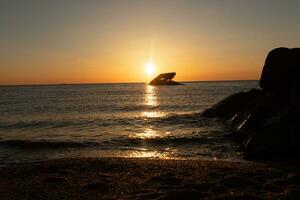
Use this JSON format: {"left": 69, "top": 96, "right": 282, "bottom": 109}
{"left": 149, "top": 72, "right": 181, "bottom": 85}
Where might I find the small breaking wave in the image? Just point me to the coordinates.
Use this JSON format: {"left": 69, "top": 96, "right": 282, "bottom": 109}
{"left": 111, "top": 135, "right": 224, "bottom": 147}
{"left": 0, "top": 131, "right": 228, "bottom": 150}
{"left": 0, "top": 140, "right": 99, "bottom": 149}
{"left": 0, "top": 118, "right": 132, "bottom": 131}
{"left": 149, "top": 112, "right": 221, "bottom": 126}
{"left": 0, "top": 112, "right": 221, "bottom": 132}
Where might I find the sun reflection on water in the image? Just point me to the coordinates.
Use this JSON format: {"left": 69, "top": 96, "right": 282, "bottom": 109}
{"left": 127, "top": 150, "right": 170, "bottom": 159}
{"left": 132, "top": 128, "right": 161, "bottom": 139}
{"left": 142, "top": 85, "right": 166, "bottom": 118}
{"left": 126, "top": 146, "right": 178, "bottom": 159}
{"left": 144, "top": 85, "right": 158, "bottom": 107}
{"left": 125, "top": 85, "right": 175, "bottom": 159}
{"left": 141, "top": 111, "right": 166, "bottom": 118}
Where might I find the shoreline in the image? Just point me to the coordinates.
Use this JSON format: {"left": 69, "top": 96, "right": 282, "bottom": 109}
{"left": 0, "top": 80, "right": 258, "bottom": 87}
{"left": 1, "top": 157, "right": 299, "bottom": 200}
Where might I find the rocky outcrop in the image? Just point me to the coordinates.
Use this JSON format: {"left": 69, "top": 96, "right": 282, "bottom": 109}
{"left": 260, "top": 47, "right": 300, "bottom": 94}
{"left": 203, "top": 47, "right": 300, "bottom": 160}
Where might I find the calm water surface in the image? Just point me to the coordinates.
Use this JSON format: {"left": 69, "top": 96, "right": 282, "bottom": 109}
{"left": 0, "top": 81, "right": 258, "bottom": 163}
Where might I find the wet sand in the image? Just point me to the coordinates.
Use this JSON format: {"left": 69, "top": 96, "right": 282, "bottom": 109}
{"left": 0, "top": 157, "right": 299, "bottom": 200}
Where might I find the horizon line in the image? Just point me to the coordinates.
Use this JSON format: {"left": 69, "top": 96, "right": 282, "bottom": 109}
{"left": 0, "top": 79, "right": 259, "bottom": 87}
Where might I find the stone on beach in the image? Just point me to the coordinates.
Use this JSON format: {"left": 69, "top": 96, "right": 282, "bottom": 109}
{"left": 203, "top": 47, "right": 300, "bottom": 160}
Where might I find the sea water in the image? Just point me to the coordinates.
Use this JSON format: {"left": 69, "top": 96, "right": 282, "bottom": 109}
{"left": 0, "top": 81, "right": 258, "bottom": 164}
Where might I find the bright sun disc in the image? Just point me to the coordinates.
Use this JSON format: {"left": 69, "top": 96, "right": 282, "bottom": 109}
{"left": 145, "top": 63, "right": 155, "bottom": 75}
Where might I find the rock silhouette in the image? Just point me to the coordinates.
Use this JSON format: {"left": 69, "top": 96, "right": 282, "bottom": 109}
{"left": 149, "top": 72, "right": 181, "bottom": 85}
{"left": 260, "top": 47, "right": 300, "bottom": 94}
{"left": 203, "top": 47, "right": 300, "bottom": 160}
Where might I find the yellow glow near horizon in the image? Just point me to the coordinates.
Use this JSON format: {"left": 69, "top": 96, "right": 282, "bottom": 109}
{"left": 3, "top": 1, "right": 300, "bottom": 85}
{"left": 145, "top": 63, "right": 155, "bottom": 76}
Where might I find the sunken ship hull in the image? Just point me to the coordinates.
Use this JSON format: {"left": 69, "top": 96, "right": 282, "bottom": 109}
{"left": 149, "top": 72, "right": 182, "bottom": 85}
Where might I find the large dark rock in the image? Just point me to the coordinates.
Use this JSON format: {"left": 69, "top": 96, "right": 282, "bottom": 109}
{"left": 202, "top": 89, "right": 263, "bottom": 120}
{"left": 260, "top": 47, "right": 300, "bottom": 94}
{"left": 203, "top": 47, "right": 300, "bottom": 160}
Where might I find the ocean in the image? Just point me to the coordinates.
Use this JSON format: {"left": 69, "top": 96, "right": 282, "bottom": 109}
{"left": 0, "top": 81, "right": 258, "bottom": 164}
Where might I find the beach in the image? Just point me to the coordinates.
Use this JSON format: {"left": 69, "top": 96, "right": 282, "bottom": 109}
{"left": 1, "top": 157, "right": 299, "bottom": 200}
{"left": 1, "top": 0, "right": 300, "bottom": 199}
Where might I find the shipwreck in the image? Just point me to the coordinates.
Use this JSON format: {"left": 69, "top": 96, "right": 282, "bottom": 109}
{"left": 149, "top": 72, "right": 181, "bottom": 85}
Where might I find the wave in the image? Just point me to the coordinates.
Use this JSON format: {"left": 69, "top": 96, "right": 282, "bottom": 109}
{"left": 0, "top": 140, "right": 99, "bottom": 149}
{"left": 150, "top": 112, "right": 211, "bottom": 125}
{"left": 0, "top": 118, "right": 131, "bottom": 130}
{"left": 111, "top": 136, "right": 222, "bottom": 147}
{"left": 0, "top": 112, "right": 216, "bottom": 130}
{"left": 0, "top": 132, "right": 228, "bottom": 150}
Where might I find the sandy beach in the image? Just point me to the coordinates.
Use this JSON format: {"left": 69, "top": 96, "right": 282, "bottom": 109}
{"left": 0, "top": 157, "right": 299, "bottom": 200}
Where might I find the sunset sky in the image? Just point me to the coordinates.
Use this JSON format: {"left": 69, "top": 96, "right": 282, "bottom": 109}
{"left": 1, "top": 0, "right": 300, "bottom": 85}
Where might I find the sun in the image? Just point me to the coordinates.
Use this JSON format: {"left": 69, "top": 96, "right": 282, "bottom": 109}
{"left": 145, "top": 63, "right": 155, "bottom": 75}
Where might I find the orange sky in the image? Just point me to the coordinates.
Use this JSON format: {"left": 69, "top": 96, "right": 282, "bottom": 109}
{"left": 1, "top": 1, "right": 300, "bottom": 85}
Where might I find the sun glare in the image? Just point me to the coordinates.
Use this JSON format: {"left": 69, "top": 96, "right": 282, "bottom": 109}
{"left": 145, "top": 63, "right": 155, "bottom": 75}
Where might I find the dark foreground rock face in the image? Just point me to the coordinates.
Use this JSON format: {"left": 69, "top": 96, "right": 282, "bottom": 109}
{"left": 260, "top": 47, "right": 300, "bottom": 94}
{"left": 203, "top": 47, "right": 300, "bottom": 160}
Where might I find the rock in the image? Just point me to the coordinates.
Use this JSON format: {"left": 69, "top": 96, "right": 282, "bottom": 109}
{"left": 202, "top": 47, "right": 300, "bottom": 160}
{"left": 260, "top": 47, "right": 300, "bottom": 94}
{"left": 242, "top": 121, "right": 300, "bottom": 159}
{"left": 202, "top": 89, "right": 263, "bottom": 120}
